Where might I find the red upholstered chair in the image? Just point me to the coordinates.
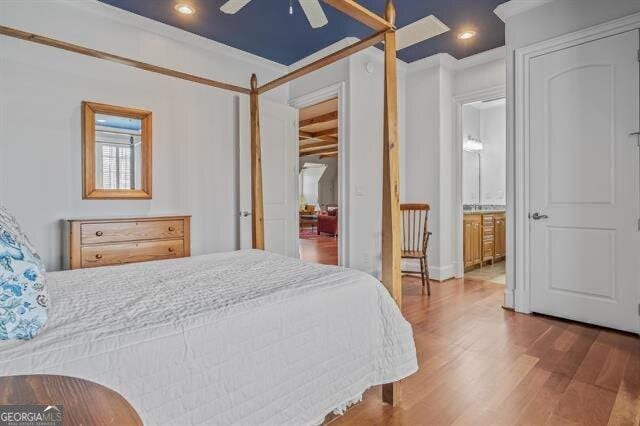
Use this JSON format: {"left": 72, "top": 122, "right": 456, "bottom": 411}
{"left": 317, "top": 207, "right": 338, "bottom": 236}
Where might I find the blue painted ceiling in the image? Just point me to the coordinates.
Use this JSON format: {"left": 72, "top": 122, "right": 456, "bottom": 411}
{"left": 98, "top": 0, "right": 507, "bottom": 65}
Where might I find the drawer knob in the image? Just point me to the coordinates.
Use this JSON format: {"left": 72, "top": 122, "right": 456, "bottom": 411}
{"left": 168, "top": 247, "right": 175, "bottom": 253}
{"left": 95, "top": 254, "right": 103, "bottom": 260}
{"left": 168, "top": 227, "right": 175, "bottom": 232}
{"left": 96, "top": 231, "right": 103, "bottom": 237}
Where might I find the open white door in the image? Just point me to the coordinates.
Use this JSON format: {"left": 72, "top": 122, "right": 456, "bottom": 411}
{"left": 529, "top": 30, "right": 640, "bottom": 333}
{"left": 239, "top": 96, "right": 299, "bottom": 258}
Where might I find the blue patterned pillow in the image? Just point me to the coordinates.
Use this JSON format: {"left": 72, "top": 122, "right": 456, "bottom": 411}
{"left": 0, "top": 204, "right": 48, "bottom": 341}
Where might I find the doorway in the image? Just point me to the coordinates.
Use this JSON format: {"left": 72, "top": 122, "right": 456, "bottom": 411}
{"left": 460, "top": 97, "right": 507, "bottom": 285}
{"left": 297, "top": 97, "right": 340, "bottom": 265}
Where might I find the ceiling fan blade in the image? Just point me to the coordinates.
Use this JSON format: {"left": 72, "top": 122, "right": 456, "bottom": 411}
{"left": 396, "top": 15, "right": 449, "bottom": 50}
{"left": 220, "top": 0, "right": 252, "bottom": 14}
{"left": 298, "top": 0, "right": 328, "bottom": 29}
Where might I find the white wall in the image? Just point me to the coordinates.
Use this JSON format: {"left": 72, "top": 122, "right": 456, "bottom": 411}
{"left": 480, "top": 104, "right": 506, "bottom": 204}
{"left": 0, "top": 0, "right": 288, "bottom": 271}
{"left": 299, "top": 156, "right": 338, "bottom": 206}
{"left": 501, "top": 0, "right": 640, "bottom": 308}
{"left": 299, "top": 164, "right": 326, "bottom": 206}
{"left": 404, "top": 52, "right": 505, "bottom": 280}
{"left": 317, "top": 158, "right": 338, "bottom": 206}
{"left": 462, "top": 107, "right": 481, "bottom": 204}
{"left": 463, "top": 102, "right": 506, "bottom": 205}
{"left": 454, "top": 55, "right": 506, "bottom": 95}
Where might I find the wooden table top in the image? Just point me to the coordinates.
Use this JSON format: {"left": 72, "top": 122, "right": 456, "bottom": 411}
{"left": 0, "top": 375, "right": 142, "bottom": 426}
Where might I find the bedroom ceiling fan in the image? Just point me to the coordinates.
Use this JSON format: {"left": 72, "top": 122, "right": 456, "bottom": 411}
{"left": 220, "top": 0, "right": 451, "bottom": 50}
{"left": 221, "top": 0, "right": 329, "bottom": 29}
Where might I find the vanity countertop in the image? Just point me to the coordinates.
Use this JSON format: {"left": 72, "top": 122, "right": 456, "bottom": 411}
{"left": 463, "top": 209, "right": 506, "bottom": 215}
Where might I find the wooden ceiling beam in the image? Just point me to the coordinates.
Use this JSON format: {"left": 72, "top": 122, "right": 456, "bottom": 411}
{"left": 299, "top": 135, "right": 338, "bottom": 144}
{"left": 299, "top": 140, "right": 338, "bottom": 151}
{"left": 322, "top": 0, "right": 393, "bottom": 31}
{"left": 258, "top": 30, "right": 386, "bottom": 94}
{"left": 319, "top": 151, "right": 338, "bottom": 159}
{"left": 0, "top": 25, "right": 250, "bottom": 94}
{"left": 300, "top": 144, "right": 339, "bottom": 155}
{"left": 300, "top": 149, "right": 338, "bottom": 158}
{"left": 299, "top": 111, "right": 338, "bottom": 128}
{"left": 308, "top": 128, "right": 338, "bottom": 138}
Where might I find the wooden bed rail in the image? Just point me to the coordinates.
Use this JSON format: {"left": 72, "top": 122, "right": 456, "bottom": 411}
{"left": 323, "top": 0, "right": 395, "bottom": 31}
{"left": 257, "top": 30, "right": 386, "bottom": 94}
{"left": 0, "top": 25, "right": 250, "bottom": 94}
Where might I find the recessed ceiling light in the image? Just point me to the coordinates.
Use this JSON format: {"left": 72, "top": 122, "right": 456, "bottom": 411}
{"left": 175, "top": 4, "right": 196, "bottom": 15}
{"left": 457, "top": 30, "right": 476, "bottom": 40}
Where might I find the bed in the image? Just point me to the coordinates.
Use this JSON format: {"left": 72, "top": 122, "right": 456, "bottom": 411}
{"left": 1, "top": 0, "right": 411, "bottom": 414}
{"left": 0, "top": 250, "right": 417, "bottom": 425}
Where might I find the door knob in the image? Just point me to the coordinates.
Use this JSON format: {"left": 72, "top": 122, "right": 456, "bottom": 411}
{"left": 240, "top": 211, "right": 252, "bottom": 217}
{"left": 531, "top": 212, "right": 549, "bottom": 220}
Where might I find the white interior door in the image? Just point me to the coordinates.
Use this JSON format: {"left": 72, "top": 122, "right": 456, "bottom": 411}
{"left": 529, "top": 30, "right": 640, "bottom": 333}
{"left": 239, "top": 96, "right": 299, "bottom": 258}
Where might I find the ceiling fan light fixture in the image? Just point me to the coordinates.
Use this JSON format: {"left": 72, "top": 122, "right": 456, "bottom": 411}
{"left": 175, "top": 3, "right": 196, "bottom": 15}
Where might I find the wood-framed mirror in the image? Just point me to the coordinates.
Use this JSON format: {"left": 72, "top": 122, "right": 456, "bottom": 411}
{"left": 82, "top": 101, "right": 152, "bottom": 199}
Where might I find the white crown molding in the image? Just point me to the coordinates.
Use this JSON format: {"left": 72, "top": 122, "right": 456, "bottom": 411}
{"left": 64, "top": 0, "right": 288, "bottom": 74}
{"left": 288, "top": 37, "right": 409, "bottom": 74}
{"left": 288, "top": 37, "right": 358, "bottom": 70}
{"left": 494, "top": 0, "right": 555, "bottom": 22}
{"left": 406, "top": 52, "right": 457, "bottom": 72}
{"left": 406, "top": 45, "right": 505, "bottom": 73}
{"left": 457, "top": 46, "right": 506, "bottom": 70}
{"left": 38, "top": 1, "right": 504, "bottom": 83}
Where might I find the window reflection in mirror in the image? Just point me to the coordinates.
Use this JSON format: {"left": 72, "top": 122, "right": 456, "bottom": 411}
{"left": 82, "top": 102, "right": 152, "bottom": 199}
{"left": 94, "top": 114, "right": 142, "bottom": 191}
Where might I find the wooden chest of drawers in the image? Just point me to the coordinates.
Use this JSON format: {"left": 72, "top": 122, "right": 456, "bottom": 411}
{"left": 65, "top": 216, "right": 191, "bottom": 270}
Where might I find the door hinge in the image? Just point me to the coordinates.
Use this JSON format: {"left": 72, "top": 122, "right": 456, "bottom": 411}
{"left": 637, "top": 49, "right": 640, "bottom": 62}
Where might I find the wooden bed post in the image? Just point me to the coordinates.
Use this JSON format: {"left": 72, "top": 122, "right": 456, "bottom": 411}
{"left": 250, "top": 74, "right": 265, "bottom": 249}
{"left": 380, "top": 0, "right": 402, "bottom": 406}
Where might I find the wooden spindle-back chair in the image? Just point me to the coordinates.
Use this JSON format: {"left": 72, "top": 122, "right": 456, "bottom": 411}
{"left": 400, "top": 203, "right": 431, "bottom": 295}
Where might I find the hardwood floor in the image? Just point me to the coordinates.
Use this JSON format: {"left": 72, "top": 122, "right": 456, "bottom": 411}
{"left": 299, "top": 234, "right": 338, "bottom": 265}
{"left": 332, "top": 276, "right": 640, "bottom": 425}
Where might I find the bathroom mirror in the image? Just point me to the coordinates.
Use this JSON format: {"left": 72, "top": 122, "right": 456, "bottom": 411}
{"left": 82, "top": 101, "right": 152, "bottom": 199}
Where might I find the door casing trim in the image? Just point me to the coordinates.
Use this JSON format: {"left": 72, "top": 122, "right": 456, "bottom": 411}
{"left": 514, "top": 12, "right": 640, "bottom": 313}
{"left": 290, "top": 82, "right": 349, "bottom": 267}
{"left": 452, "top": 85, "right": 506, "bottom": 282}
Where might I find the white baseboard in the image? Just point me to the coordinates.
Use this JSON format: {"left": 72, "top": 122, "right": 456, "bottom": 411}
{"left": 503, "top": 288, "right": 515, "bottom": 309}
{"left": 401, "top": 259, "right": 456, "bottom": 281}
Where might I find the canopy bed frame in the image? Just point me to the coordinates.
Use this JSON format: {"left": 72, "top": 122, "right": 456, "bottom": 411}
{"left": 0, "top": 0, "right": 404, "bottom": 405}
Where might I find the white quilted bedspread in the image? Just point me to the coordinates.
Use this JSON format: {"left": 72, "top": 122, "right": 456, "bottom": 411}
{"left": 0, "top": 250, "right": 417, "bottom": 425}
